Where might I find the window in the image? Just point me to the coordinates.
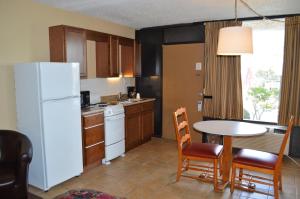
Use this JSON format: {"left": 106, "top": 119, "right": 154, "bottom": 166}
{"left": 241, "top": 19, "right": 285, "bottom": 123}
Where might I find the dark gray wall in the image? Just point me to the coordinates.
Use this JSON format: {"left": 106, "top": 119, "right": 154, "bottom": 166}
{"left": 135, "top": 23, "right": 205, "bottom": 137}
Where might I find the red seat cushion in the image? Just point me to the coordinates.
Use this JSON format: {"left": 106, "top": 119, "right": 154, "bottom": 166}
{"left": 182, "top": 142, "right": 223, "bottom": 159}
{"left": 233, "top": 149, "right": 278, "bottom": 170}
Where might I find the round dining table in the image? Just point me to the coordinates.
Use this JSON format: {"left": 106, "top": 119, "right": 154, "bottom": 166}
{"left": 193, "top": 120, "right": 267, "bottom": 189}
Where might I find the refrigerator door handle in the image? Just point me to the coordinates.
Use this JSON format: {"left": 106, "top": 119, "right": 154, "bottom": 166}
{"left": 43, "top": 96, "right": 80, "bottom": 102}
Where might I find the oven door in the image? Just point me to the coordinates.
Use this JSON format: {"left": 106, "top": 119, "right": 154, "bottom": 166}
{"left": 104, "top": 113, "right": 125, "bottom": 145}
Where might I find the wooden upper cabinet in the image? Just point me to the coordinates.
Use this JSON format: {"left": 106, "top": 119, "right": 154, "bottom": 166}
{"left": 49, "top": 26, "right": 87, "bottom": 78}
{"left": 86, "top": 40, "right": 97, "bottom": 78}
{"left": 110, "top": 36, "right": 119, "bottom": 77}
{"left": 119, "top": 38, "right": 135, "bottom": 77}
{"left": 49, "top": 25, "right": 137, "bottom": 78}
{"left": 96, "top": 36, "right": 110, "bottom": 77}
{"left": 65, "top": 27, "right": 87, "bottom": 77}
{"left": 96, "top": 35, "right": 119, "bottom": 77}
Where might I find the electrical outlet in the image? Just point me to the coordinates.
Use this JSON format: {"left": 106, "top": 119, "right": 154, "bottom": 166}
{"left": 195, "top": 62, "right": 202, "bottom": 71}
{"left": 197, "top": 100, "right": 202, "bottom": 112}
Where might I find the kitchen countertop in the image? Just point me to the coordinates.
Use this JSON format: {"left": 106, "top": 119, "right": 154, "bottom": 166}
{"left": 81, "top": 106, "right": 104, "bottom": 116}
{"left": 81, "top": 98, "right": 155, "bottom": 116}
{"left": 120, "top": 98, "right": 155, "bottom": 106}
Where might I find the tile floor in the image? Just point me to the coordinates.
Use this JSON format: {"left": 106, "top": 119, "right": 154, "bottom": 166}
{"left": 29, "top": 138, "right": 300, "bottom": 199}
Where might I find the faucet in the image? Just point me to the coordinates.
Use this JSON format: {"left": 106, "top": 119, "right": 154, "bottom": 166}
{"left": 118, "top": 92, "right": 122, "bottom": 101}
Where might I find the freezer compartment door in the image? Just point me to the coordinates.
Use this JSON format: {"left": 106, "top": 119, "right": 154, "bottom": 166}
{"left": 42, "top": 97, "right": 83, "bottom": 189}
{"left": 39, "top": 62, "right": 80, "bottom": 101}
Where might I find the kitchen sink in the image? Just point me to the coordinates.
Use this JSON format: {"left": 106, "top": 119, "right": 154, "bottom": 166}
{"left": 119, "top": 98, "right": 146, "bottom": 104}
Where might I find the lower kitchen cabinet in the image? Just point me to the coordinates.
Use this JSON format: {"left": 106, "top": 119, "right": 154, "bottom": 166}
{"left": 125, "top": 100, "right": 155, "bottom": 151}
{"left": 125, "top": 109, "right": 141, "bottom": 151}
{"left": 82, "top": 112, "right": 105, "bottom": 170}
{"left": 141, "top": 109, "right": 154, "bottom": 143}
{"left": 85, "top": 143, "right": 104, "bottom": 166}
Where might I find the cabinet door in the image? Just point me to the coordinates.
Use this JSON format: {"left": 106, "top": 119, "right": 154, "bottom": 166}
{"left": 109, "top": 36, "right": 119, "bottom": 77}
{"left": 141, "top": 102, "right": 154, "bottom": 143}
{"left": 141, "top": 43, "right": 162, "bottom": 76}
{"left": 120, "top": 38, "right": 134, "bottom": 77}
{"left": 86, "top": 40, "right": 97, "bottom": 78}
{"left": 84, "top": 143, "right": 104, "bottom": 166}
{"left": 120, "top": 45, "right": 134, "bottom": 77}
{"left": 142, "top": 110, "right": 154, "bottom": 143}
{"left": 96, "top": 37, "right": 110, "bottom": 77}
{"left": 49, "top": 26, "right": 65, "bottom": 62}
{"left": 135, "top": 41, "right": 141, "bottom": 77}
{"left": 125, "top": 113, "right": 141, "bottom": 151}
{"left": 65, "top": 27, "right": 87, "bottom": 78}
{"left": 84, "top": 125, "right": 104, "bottom": 146}
{"left": 82, "top": 113, "right": 105, "bottom": 168}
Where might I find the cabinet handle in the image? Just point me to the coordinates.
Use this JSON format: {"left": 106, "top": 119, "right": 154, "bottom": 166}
{"left": 84, "top": 123, "right": 104, "bottom": 130}
{"left": 85, "top": 141, "right": 104, "bottom": 149}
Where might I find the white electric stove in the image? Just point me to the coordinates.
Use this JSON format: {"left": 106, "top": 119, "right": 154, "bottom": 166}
{"left": 102, "top": 104, "right": 125, "bottom": 165}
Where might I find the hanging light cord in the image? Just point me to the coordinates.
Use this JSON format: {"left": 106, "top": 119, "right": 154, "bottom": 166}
{"left": 235, "top": 0, "right": 237, "bottom": 21}
{"left": 238, "top": 0, "right": 284, "bottom": 23}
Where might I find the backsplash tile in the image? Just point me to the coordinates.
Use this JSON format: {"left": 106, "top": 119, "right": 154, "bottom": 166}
{"left": 80, "top": 77, "right": 135, "bottom": 104}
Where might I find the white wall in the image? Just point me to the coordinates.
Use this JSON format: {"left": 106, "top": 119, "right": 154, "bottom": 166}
{"left": 80, "top": 78, "right": 135, "bottom": 104}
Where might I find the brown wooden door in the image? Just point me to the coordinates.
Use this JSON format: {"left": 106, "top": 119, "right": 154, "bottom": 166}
{"left": 119, "top": 38, "right": 134, "bottom": 77}
{"left": 109, "top": 36, "right": 119, "bottom": 77}
{"left": 65, "top": 27, "right": 87, "bottom": 77}
{"left": 125, "top": 104, "right": 142, "bottom": 151}
{"left": 120, "top": 45, "right": 134, "bottom": 77}
{"left": 84, "top": 143, "right": 104, "bottom": 166}
{"left": 163, "top": 44, "right": 204, "bottom": 142}
{"left": 141, "top": 110, "right": 154, "bottom": 143}
{"left": 125, "top": 112, "right": 141, "bottom": 151}
{"left": 96, "top": 36, "right": 110, "bottom": 77}
{"left": 134, "top": 41, "right": 141, "bottom": 77}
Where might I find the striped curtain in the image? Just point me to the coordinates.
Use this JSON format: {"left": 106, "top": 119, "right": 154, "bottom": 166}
{"left": 278, "top": 16, "right": 300, "bottom": 125}
{"left": 203, "top": 20, "right": 243, "bottom": 120}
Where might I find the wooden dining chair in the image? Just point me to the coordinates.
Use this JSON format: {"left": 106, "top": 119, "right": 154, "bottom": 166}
{"left": 230, "top": 116, "right": 294, "bottom": 199}
{"left": 173, "top": 107, "right": 224, "bottom": 191}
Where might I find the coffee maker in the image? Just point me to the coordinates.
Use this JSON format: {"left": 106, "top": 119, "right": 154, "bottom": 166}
{"left": 127, "top": 86, "right": 136, "bottom": 98}
{"left": 80, "top": 91, "right": 90, "bottom": 108}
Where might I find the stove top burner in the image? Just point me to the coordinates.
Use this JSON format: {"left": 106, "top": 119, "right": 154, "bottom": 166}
{"left": 89, "top": 102, "right": 108, "bottom": 108}
{"left": 98, "top": 104, "right": 108, "bottom": 108}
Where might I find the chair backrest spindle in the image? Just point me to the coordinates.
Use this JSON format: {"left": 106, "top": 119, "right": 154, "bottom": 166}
{"left": 173, "top": 107, "right": 191, "bottom": 149}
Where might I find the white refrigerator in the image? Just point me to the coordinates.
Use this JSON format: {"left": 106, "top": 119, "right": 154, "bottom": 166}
{"left": 14, "top": 62, "right": 83, "bottom": 191}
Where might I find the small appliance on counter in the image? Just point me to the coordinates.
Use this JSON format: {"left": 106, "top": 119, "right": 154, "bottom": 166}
{"left": 80, "top": 91, "right": 90, "bottom": 108}
{"left": 127, "top": 86, "right": 136, "bottom": 98}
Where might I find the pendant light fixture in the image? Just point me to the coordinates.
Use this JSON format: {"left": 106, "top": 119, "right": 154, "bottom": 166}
{"left": 217, "top": 0, "right": 253, "bottom": 55}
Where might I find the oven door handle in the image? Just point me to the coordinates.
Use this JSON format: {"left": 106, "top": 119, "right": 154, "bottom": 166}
{"left": 105, "top": 114, "right": 125, "bottom": 121}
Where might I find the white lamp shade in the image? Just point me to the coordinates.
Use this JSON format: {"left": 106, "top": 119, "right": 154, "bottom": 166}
{"left": 217, "top": 26, "right": 253, "bottom": 55}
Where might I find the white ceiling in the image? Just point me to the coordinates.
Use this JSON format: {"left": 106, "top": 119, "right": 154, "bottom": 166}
{"left": 35, "top": 0, "right": 300, "bottom": 29}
